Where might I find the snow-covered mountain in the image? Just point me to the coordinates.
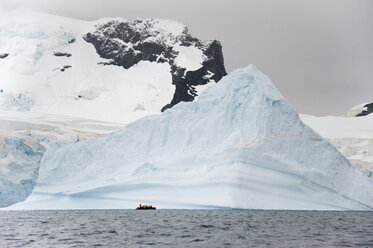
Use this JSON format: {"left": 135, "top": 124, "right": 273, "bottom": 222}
{"left": 9, "top": 66, "right": 373, "bottom": 210}
{"left": 346, "top": 102, "right": 373, "bottom": 117}
{"left": 0, "top": 9, "right": 226, "bottom": 123}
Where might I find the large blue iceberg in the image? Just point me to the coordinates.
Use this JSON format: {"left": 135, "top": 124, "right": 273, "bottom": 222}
{"left": 9, "top": 65, "right": 373, "bottom": 210}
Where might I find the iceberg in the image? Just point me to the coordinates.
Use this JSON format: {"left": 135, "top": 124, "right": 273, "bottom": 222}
{"left": 9, "top": 65, "right": 373, "bottom": 210}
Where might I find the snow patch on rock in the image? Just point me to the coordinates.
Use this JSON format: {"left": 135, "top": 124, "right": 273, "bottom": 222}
{"left": 174, "top": 45, "right": 205, "bottom": 71}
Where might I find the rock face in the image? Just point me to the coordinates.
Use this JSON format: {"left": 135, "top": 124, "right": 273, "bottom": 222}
{"left": 356, "top": 103, "right": 373, "bottom": 117}
{"left": 0, "top": 53, "right": 8, "bottom": 59}
{"left": 83, "top": 19, "right": 227, "bottom": 111}
{"left": 53, "top": 52, "right": 72, "bottom": 57}
{"left": 60, "top": 65, "right": 71, "bottom": 72}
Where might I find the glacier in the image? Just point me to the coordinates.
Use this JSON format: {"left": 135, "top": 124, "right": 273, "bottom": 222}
{"left": 8, "top": 65, "right": 373, "bottom": 210}
{"left": 0, "top": 135, "right": 45, "bottom": 207}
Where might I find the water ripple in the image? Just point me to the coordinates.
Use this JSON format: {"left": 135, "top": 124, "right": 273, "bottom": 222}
{"left": 0, "top": 210, "right": 372, "bottom": 247}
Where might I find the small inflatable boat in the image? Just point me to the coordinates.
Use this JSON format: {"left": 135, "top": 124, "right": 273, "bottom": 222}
{"left": 136, "top": 204, "right": 156, "bottom": 210}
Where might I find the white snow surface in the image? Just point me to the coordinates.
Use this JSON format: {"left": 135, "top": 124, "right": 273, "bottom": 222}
{"left": 0, "top": 9, "right": 210, "bottom": 124}
{"left": 9, "top": 65, "right": 373, "bottom": 210}
{"left": 0, "top": 110, "right": 123, "bottom": 145}
{"left": 301, "top": 114, "right": 373, "bottom": 177}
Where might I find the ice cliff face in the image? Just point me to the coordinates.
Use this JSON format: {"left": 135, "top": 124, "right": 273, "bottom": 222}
{"left": 0, "top": 135, "right": 45, "bottom": 207}
{"left": 10, "top": 66, "right": 373, "bottom": 210}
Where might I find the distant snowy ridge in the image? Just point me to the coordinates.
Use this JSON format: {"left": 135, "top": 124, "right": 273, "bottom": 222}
{"left": 9, "top": 65, "right": 373, "bottom": 210}
{"left": 346, "top": 102, "right": 373, "bottom": 117}
{"left": 301, "top": 113, "right": 373, "bottom": 178}
{"left": 0, "top": 9, "right": 226, "bottom": 123}
{"left": 301, "top": 101, "right": 373, "bottom": 178}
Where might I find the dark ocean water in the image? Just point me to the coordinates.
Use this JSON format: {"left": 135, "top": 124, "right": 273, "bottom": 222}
{"left": 0, "top": 210, "right": 373, "bottom": 247}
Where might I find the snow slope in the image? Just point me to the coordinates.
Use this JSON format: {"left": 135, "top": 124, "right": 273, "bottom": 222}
{"left": 0, "top": 111, "right": 123, "bottom": 146}
{"left": 0, "top": 9, "right": 171, "bottom": 123}
{"left": 0, "top": 9, "right": 225, "bottom": 123}
{"left": 301, "top": 114, "right": 373, "bottom": 177}
{"left": 9, "top": 65, "right": 373, "bottom": 210}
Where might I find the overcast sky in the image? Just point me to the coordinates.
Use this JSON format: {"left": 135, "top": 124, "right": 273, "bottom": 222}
{"left": 1, "top": 0, "right": 372, "bottom": 116}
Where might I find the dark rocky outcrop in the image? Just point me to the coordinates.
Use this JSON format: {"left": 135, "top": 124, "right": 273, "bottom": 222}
{"left": 0, "top": 53, "right": 9, "bottom": 59}
{"left": 357, "top": 103, "right": 373, "bottom": 117}
{"left": 83, "top": 19, "right": 227, "bottom": 111}
{"left": 60, "top": 65, "right": 72, "bottom": 72}
{"left": 53, "top": 52, "right": 72, "bottom": 57}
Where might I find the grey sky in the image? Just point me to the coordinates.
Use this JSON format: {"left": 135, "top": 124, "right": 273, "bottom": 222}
{"left": 1, "top": 0, "right": 372, "bottom": 116}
